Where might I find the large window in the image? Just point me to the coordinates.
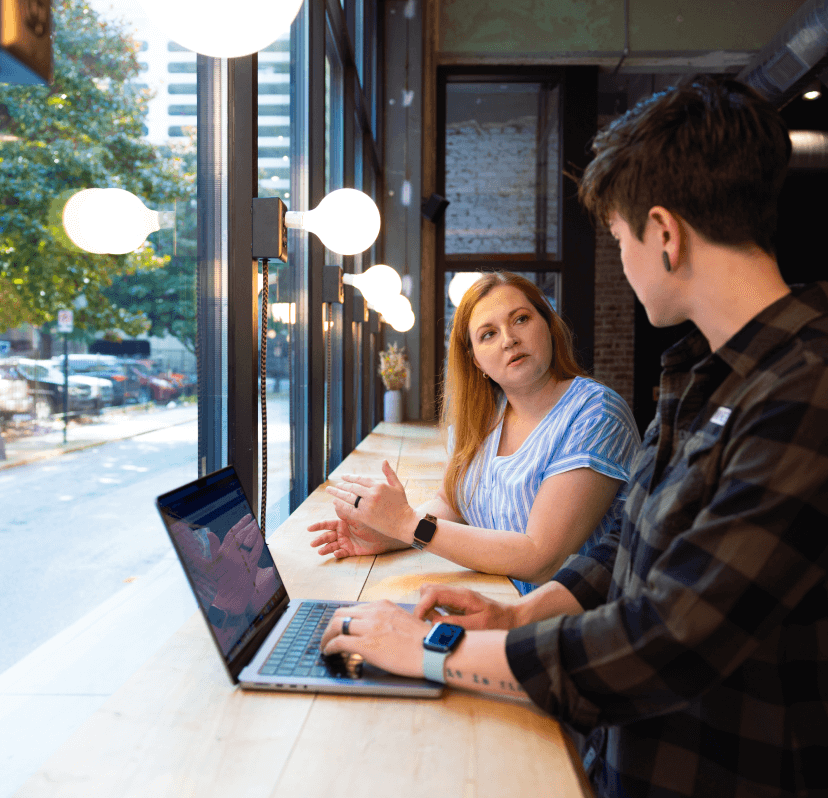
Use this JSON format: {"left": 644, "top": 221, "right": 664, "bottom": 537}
{"left": 0, "top": 0, "right": 383, "bottom": 703}
{"left": 285, "top": 0, "right": 384, "bottom": 498}
{"left": 1, "top": 2, "right": 384, "bottom": 792}
{"left": 435, "top": 68, "right": 597, "bottom": 376}
{"left": 438, "top": 74, "right": 563, "bottom": 368}
{"left": 0, "top": 0, "right": 199, "bottom": 675}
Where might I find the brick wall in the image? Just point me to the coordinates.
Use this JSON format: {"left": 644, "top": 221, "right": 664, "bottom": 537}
{"left": 444, "top": 116, "right": 560, "bottom": 256}
{"left": 591, "top": 115, "right": 636, "bottom": 410}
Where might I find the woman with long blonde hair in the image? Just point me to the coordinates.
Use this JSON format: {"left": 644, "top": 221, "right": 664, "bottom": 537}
{"left": 310, "top": 271, "right": 639, "bottom": 593}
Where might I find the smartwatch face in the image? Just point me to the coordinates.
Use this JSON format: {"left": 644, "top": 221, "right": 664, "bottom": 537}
{"left": 424, "top": 623, "right": 465, "bottom": 652}
{"left": 414, "top": 516, "right": 437, "bottom": 544}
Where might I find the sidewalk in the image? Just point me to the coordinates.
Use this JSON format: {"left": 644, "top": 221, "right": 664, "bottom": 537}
{"left": 0, "top": 402, "right": 198, "bottom": 470}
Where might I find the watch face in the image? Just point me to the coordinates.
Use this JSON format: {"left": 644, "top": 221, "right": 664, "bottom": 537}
{"left": 423, "top": 622, "right": 465, "bottom": 652}
{"left": 414, "top": 516, "right": 437, "bottom": 544}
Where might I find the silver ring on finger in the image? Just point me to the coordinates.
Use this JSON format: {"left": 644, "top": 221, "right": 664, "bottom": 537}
{"left": 354, "top": 495, "right": 361, "bottom": 509}
{"left": 342, "top": 616, "right": 353, "bottom": 636}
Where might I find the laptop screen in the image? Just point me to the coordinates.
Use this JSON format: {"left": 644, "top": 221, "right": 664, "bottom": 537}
{"left": 157, "top": 467, "right": 287, "bottom": 662}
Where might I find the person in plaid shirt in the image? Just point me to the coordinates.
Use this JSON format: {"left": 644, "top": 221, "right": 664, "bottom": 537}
{"left": 321, "top": 76, "right": 828, "bottom": 797}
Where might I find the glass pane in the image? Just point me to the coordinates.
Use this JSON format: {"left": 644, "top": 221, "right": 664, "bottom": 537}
{"left": 444, "top": 83, "right": 560, "bottom": 258}
{"left": 260, "top": 261, "right": 293, "bottom": 531}
{"left": 323, "top": 24, "right": 345, "bottom": 475}
{"left": 258, "top": 31, "right": 293, "bottom": 531}
{"left": 259, "top": 35, "right": 291, "bottom": 201}
{"left": 354, "top": 0, "right": 365, "bottom": 86}
{"left": 325, "top": 29, "right": 344, "bottom": 206}
{"left": 0, "top": 0, "right": 198, "bottom": 672}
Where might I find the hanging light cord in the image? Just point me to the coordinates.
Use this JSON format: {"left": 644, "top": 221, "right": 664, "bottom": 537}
{"left": 260, "top": 257, "right": 269, "bottom": 538}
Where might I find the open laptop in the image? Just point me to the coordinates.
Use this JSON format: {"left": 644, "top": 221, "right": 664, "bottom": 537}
{"left": 156, "top": 465, "right": 441, "bottom": 697}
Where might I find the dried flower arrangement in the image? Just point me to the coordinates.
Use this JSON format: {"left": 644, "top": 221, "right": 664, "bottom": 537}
{"left": 378, "top": 342, "right": 410, "bottom": 391}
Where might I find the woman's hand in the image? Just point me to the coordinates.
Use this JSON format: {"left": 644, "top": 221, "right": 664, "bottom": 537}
{"left": 321, "top": 600, "right": 432, "bottom": 679}
{"left": 308, "top": 518, "right": 408, "bottom": 558}
{"left": 415, "top": 584, "right": 518, "bottom": 630}
{"left": 325, "top": 460, "right": 419, "bottom": 543}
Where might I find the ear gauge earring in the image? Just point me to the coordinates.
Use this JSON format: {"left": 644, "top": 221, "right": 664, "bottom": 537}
{"left": 482, "top": 373, "right": 489, "bottom": 380}
{"left": 662, "top": 251, "right": 672, "bottom": 273}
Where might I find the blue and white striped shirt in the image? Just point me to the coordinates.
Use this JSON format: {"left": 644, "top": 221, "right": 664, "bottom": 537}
{"left": 454, "top": 377, "right": 640, "bottom": 594}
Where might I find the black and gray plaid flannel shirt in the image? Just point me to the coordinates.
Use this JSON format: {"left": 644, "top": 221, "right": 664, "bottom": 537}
{"left": 506, "top": 282, "right": 828, "bottom": 797}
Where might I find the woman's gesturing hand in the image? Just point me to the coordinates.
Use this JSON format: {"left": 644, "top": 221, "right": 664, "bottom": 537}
{"left": 325, "top": 459, "right": 419, "bottom": 543}
{"left": 415, "top": 584, "right": 518, "bottom": 630}
{"left": 308, "top": 518, "right": 408, "bottom": 558}
{"left": 321, "top": 600, "right": 432, "bottom": 679}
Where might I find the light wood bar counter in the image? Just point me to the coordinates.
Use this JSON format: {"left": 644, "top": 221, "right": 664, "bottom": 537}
{"left": 15, "top": 422, "right": 591, "bottom": 798}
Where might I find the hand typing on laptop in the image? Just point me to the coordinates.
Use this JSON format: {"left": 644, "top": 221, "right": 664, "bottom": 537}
{"left": 321, "top": 600, "right": 434, "bottom": 680}
{"left": 320, "top": 586, "right": 528, "bottom": 701}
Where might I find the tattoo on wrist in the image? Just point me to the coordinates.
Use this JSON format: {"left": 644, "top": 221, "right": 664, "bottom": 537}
{"left": 445, "top": 668, "right": 525, "bottom": 694}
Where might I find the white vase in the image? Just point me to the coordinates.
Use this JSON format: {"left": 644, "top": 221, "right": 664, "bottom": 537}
{"left": 383, "top": 389, "right": 404, "bottom": 423}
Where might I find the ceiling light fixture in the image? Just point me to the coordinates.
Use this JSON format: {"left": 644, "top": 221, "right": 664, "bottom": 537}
{"left": 802, "top": 80, "right": 823, "bottom": 101}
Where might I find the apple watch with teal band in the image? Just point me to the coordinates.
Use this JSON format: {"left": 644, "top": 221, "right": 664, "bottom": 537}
{"left": 422, "top": 622, "right": 465, "bottom": 683}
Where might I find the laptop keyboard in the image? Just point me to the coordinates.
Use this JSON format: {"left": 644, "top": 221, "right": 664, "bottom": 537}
{"left": 259, "top": 602, "right": 348, "bottom": 678}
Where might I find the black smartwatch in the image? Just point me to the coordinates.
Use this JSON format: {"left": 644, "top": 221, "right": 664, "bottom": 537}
{"left": 411, "top": 512, "right": 438, "bottom": 550}
{"left": 422, "top": 622, "right": 465, "bottom": 683}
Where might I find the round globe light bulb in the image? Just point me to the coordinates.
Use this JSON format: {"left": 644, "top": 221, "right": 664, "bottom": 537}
{"left": 345, "top": 264, "right": 402, "bottom": 307}
{"left": 137, "top": 0, "right": 304, "bottom": 58}
{"left": 378, "top": 294, "right": 415, "bottom": 332}
{"left": 390, "top": 311, "right": 415, "bottom": 332}
{"left": 285, "top": 189, "right": 380, "bottom": 256}
{"left": 448, "top": 272, "right": 483, "bottom": 308}
{"left": 63, "top": 189, "right": 160, "bottom": 255}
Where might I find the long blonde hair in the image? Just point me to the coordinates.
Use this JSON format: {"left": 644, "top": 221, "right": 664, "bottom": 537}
{"left": 441, "top": 272, "right": 587, "bottom": 517}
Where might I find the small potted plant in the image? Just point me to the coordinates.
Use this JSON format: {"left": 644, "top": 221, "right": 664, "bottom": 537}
{"left": 378, "top": 342, "right": 409, "bottom": 423}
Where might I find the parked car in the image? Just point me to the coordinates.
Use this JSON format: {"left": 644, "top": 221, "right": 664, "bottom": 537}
{"left": 162, "top": 370, "right": 196, "bottom": 397}
{"left": 51, "top": 354, "right": 140, "bottom": 406}
{"left": 120, "top": 359, "right": 180, "bottom": 403}
{"left": 0, "top": 364, "right": 32, "bottom": 420}
{"left": 15, "top": 359, "right": 113, "bottom": 418}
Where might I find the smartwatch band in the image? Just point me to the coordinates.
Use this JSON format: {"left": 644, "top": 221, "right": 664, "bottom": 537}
{"left": 422, "top": 647, "right": 449, "bottom": 683}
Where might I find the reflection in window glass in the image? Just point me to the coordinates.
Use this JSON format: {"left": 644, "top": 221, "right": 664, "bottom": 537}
{"left": 257, "top": 32, "right": 293, "bottom": 531}
{"left": 0, "top": 0, "right": 198, "bottom": 673}
{"left": 323, "top": 24, "right": 345, "bottom": 475}
{"left": 444, "top": 83, "right": 560, "bottom": 258}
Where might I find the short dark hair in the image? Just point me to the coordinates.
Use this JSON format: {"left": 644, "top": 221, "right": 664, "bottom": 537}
{"left": 578, "top": 76, "right": 791, "bottom": 253}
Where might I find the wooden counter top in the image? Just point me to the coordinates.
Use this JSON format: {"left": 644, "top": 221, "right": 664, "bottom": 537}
{"left": 15, "top": 422, "right": 591, "bottom": 798}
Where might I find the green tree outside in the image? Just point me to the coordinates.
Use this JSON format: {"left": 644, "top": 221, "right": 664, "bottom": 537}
{"left": 101, "top": 136, "right": 198, "bottom": 353}
{"left": 0, "top": 0, "right": 194, "bottom": 342}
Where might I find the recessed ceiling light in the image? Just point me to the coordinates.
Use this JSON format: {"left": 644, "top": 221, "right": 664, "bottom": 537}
{"left": 802, "top": 80, "right": 822, "bottom": 101}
